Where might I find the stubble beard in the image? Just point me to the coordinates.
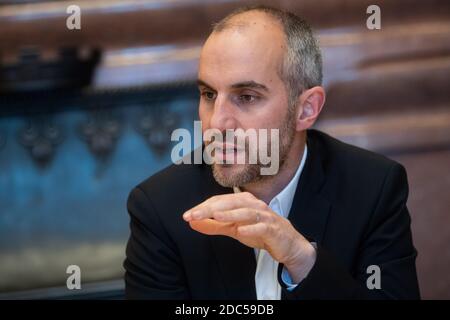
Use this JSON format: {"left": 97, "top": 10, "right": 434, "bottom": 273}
{"left": 211, "top": 108, "right": 296, "bottom": 188}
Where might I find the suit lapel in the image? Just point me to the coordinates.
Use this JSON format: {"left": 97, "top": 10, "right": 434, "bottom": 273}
{"left": 281, "top": 131, "right": 332, "bottom": 300}
{"left": 209, "top": 235, "right": 257, "bottom": 299}
{"left": 288, "top": 130, "right": 331, "bottom": 245}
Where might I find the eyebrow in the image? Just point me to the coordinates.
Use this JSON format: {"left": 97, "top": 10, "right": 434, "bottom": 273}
{"left": 197, "top": 79, "right": 215, "bottom": 90}
{"left": 197, "top": 79, "right": 269, "bottom": 92}
{"left": 231, "top": 81, "right": 269, "bottom": 92}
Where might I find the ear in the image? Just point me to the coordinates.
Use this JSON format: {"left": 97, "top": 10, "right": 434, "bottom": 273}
{"left": 295, "top": 86, "right": 326, "bottom": 131}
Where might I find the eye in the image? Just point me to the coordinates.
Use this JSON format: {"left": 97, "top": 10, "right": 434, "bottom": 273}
{"left": 201, "top": 91, "right": 217, "bottom": 101}
{"left": 239, "top": 94, "right": 257, "bottom": 104}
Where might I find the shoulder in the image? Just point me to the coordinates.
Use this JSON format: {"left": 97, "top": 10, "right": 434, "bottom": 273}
{"left": 126, "top": 161, "right": 215, "bottom": 240}
{"left": 133, "top": 160, "right": 213, "bottom": 209}
{"left": 308, "top": 129, "right": 404, "bottom": 176}
{"left": 139, "top": 162, "right": 206, "bottom": 192}
{"left": 307, "top": 129, "right": 408, "bottom": 204}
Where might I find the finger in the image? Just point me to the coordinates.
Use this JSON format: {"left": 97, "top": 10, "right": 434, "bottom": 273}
{"left": 188, "top": 219, "right": 235, "bottom": 237}
{"left": 213, "top": 208, "right": 264, "bottom": 224}
{"left": 237, "top": 222, "right": 269, "bottom": 237}
{"left": 183, "top": 192, "right": 267, "bottom": 221}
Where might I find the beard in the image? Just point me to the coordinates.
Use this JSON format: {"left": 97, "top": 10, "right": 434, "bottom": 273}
{"left": 210, "top": 108, "right": 296, "bottom": 188}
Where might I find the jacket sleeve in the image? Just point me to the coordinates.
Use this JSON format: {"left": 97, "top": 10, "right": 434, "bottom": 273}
{"left": 278, "top": 163, "right": 421, "bottom": 299}
{"left": 124, "top": 186, "right": 190, "bottom": 299}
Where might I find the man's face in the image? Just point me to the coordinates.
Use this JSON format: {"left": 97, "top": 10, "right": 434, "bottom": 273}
{"left": 198, "top": 13, "right": 296, "bottom": 187}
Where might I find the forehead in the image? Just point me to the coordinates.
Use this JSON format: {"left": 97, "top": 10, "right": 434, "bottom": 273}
{"left": 199, "top": 12, "right": 286, "bottom": 87}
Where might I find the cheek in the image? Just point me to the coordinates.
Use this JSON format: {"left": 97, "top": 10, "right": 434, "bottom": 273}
{"left": 199, "top": 104, "right": 220, "bottom": 132}
{"left": 250, "top": 90, "right": 290, "bottom": 129}
{"left": 251, "top": 105, "right": 289, "bottom": 130}
{"left": 198, "top": 104, "right": 210, "bottom": 128}
{"left": 270, "top": 98, "right": 291, "bottom": 128}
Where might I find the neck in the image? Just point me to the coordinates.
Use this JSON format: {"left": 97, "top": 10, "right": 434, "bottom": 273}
{"left": 241, "top": 133, "right": 306, "bottom": 204}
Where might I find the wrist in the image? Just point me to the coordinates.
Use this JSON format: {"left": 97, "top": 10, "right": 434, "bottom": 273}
{"left": 283, "top": 239, "right": 317, "bottom": 284}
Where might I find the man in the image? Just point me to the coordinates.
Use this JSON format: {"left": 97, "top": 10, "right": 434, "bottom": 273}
{"left": 124, "top": 6, "right": 420, "bottom": 299}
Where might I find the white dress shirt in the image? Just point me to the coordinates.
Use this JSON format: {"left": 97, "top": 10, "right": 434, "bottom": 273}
{"left": 233, "top": 145, "right": 308, "bottom": 300}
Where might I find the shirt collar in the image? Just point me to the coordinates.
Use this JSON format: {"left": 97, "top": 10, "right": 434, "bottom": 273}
{"left": 233, "top": 145, "right": 308, "bottom": 219}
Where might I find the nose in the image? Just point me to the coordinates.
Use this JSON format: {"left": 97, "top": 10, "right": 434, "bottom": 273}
{"left": 208, "top": 95, "right": 238, "bottom": 132}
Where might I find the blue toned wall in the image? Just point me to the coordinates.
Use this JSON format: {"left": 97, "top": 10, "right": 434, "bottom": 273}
{"left": 0, "top": 86, "right": 199, "bottom": 293}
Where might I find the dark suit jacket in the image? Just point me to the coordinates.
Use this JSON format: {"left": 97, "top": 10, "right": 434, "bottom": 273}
{"left": 124, "top": 129, "right": 420, "bottom": 299}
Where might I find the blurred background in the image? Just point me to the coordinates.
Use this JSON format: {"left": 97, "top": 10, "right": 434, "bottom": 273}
{"left": 0, "top": 0, "right": 449, "bottom": 299}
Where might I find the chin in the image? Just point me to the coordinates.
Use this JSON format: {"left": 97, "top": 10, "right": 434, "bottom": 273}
{"left": 211, "top": 163, "right": 260, "bottom": 188}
